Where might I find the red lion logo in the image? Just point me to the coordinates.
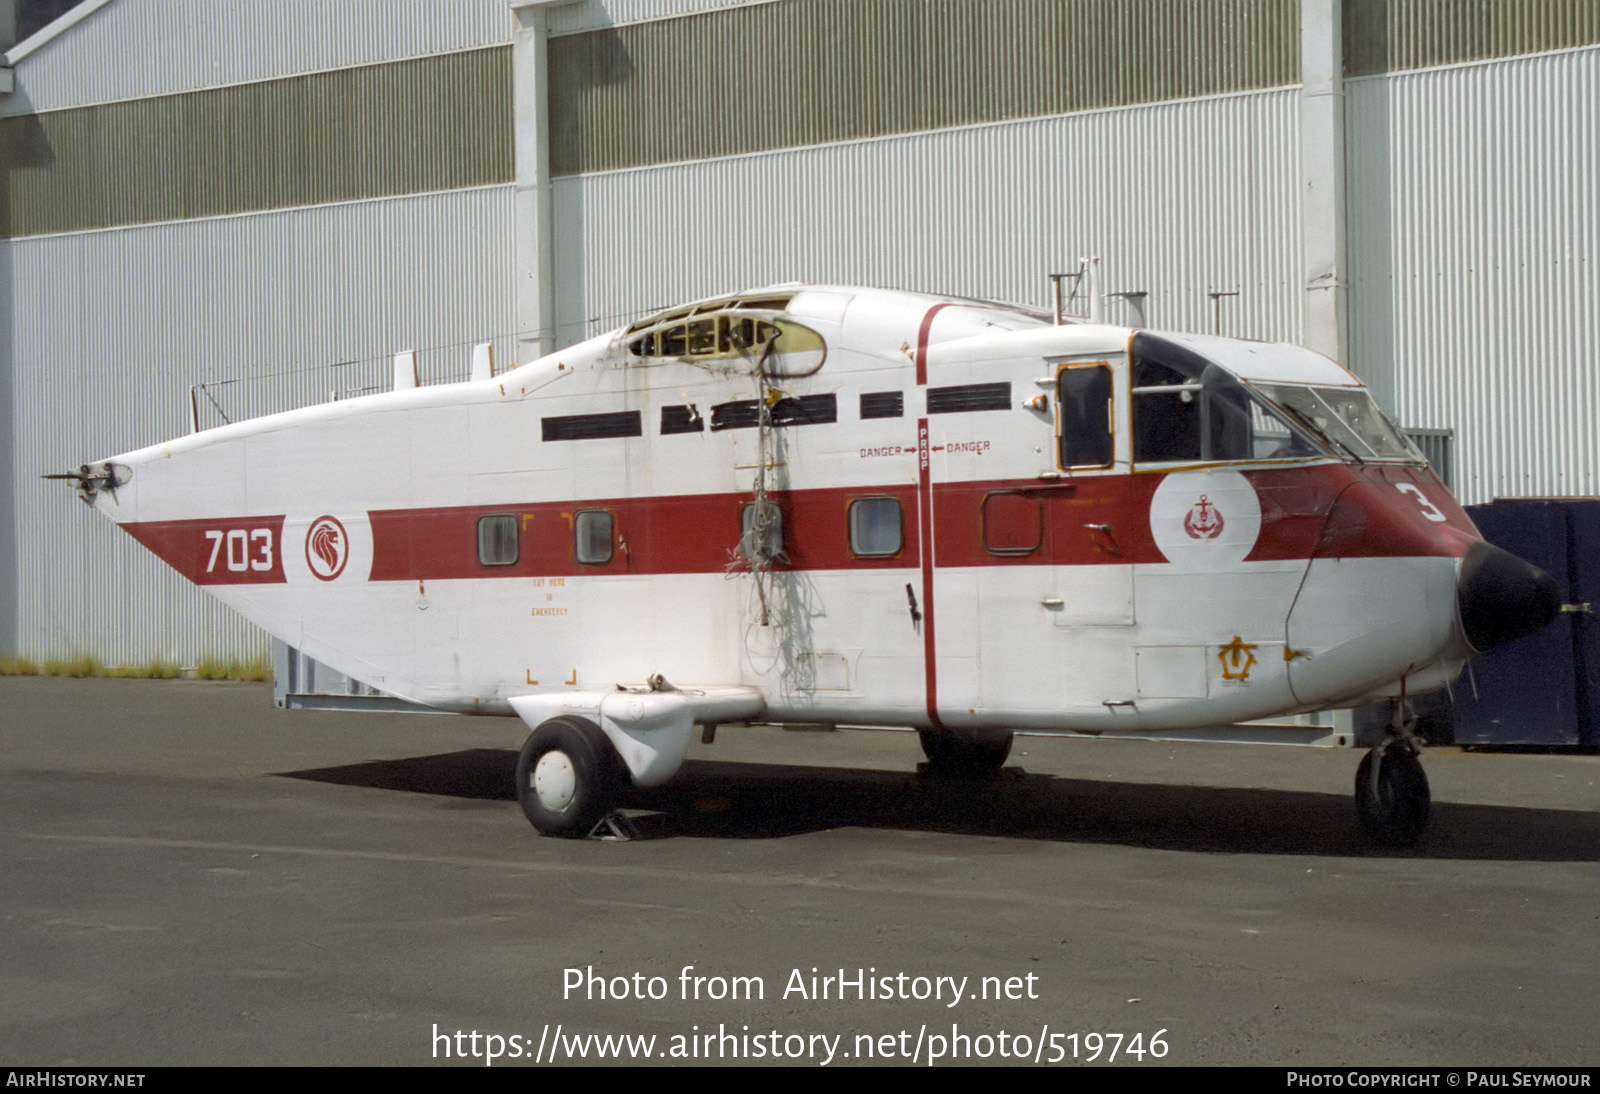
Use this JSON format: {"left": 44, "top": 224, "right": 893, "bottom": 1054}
{"left": 1183, "top": 494, "right": 1225, "bottom": 540}
{"left": 305, "top": 516, "right": 348, "bottom": 580}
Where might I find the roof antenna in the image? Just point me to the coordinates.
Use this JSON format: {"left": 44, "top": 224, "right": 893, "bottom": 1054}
{"left": 393, "top": 350, "right": 419, "bottom": 391}
{"left": 1207, "top": 289, "right": 1240, "bottom": 335}
{"left": 1106, "top": 290, "right": 1149, "bottom": 328}
{"left": 1049, "top": 272, "right": 1069, "bottom": 325}
{"left": 1082, "top": 256, "right": 1102, "bottom": 323}
{"left": 470, "top": 342, "right": 495, "bottom": 382}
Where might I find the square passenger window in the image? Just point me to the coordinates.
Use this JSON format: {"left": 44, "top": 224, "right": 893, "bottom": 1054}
{"left": 574, "top": 509, "right": 613, "bottom": 564}
{"left": 848, "top": 497, "right": 903, "bottom": 557}
{"left": 478, "top": 514, "right": 518, "bottom": 566}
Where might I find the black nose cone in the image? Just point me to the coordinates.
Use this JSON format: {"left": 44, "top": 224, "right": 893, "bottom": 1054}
{"left": 1458, "top": 540, "right": 1562, "bottom": 653}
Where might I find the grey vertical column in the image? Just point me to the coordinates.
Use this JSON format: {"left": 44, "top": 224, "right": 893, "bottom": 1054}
{"left": 1302, "top": 0, "right": 1359, "bottom": 742}
{"left": 1301, "top": 0, "right": 1350, "bottom": 367}
{"left": 0, "top": 0, "right": 16, "bottom": 655}
{"left": 512, "top": 1, "right": 575, "bottom": 363}
{"left": 0, "top": 239, "right": 14, "bottom": 658}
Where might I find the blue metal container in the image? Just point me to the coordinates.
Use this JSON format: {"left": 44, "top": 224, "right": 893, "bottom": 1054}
{"left": 1453, "top": 499, "right": 1598, "bottom": 746}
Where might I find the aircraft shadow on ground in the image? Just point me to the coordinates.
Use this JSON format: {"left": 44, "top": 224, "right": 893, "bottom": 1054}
{"left": 277, "top": 751, "right": 1600, "bottom": 862}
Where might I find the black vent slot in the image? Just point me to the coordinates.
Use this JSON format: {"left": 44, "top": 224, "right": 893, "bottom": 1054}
{"left": 772, "top": 393, "right": 836, "bottom": 426}
{"left": 860, "top": 391, "right": 904, "bottom": 419}
{"left": 927, "top": 382, "right": 1012, "bottom": 414}
{"left": 711, "top": 395, "right": 837, "bottom": 430}
{"left": 542, "top": 410, "right": 642, "bottom": 441}
{"left": 711, "top": 400, "right": 762, "bottom": 431}
{"left": 660, "top": 405, "right": 704, "bottom": 434}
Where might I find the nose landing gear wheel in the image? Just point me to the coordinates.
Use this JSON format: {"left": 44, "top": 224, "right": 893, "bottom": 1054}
{"left": 515, "top": 715, "right": 627, "bottom": 837}
{"left": 1355, "top": 745, "right": 1430, "bottom": 846}
{"left": 917, "top": 729, "right": 1014, "bottom": 777}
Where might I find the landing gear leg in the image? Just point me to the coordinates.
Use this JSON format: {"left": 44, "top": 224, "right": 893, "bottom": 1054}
{"left": 1354, "top": 700, "right": 1431, "bottom": 846}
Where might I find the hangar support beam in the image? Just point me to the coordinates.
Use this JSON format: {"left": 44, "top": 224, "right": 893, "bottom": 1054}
{"left": 512, "top": 1, "right": 580, "bottom": 360}
{"left": 1300, "top": 0, "right": 1349, "bottom": 367}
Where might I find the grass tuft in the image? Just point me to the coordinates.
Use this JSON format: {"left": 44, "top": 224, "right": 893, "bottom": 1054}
{"left": 0, "top": 654, "right": 267, "bottom": 681}
{"left": 193, "top": 655, "right": 271, "bottom": 682}
{"left": 42, "top": 655, "right": 106, "bottom": 678}
{"left": 109, "top": 660, "right": 182, "bottom": 679}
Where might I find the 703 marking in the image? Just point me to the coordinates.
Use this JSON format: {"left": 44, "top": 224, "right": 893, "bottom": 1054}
{"left": 204, "top": 528, "right": 274, "bottom": 573}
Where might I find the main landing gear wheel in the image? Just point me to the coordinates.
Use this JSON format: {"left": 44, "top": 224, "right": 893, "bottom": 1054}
{"left": 917, "top": 729, "right": 1014, "bottom": 777}
{"left": 515, "top": 715, "right": 627, "bottom": 837}
{"left": 1355, "top": 744, "right": 1430, "bottom": 847}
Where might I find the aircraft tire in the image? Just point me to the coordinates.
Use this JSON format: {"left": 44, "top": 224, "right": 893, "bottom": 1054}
{"left": 515, "top": 716, "right": 626, "bottom": 837}
{"left": 918, "top": 729, "right": 1013, "bottom": 777}
{"left": 1354, "top": 746, "right": 1430, "bottom": 846}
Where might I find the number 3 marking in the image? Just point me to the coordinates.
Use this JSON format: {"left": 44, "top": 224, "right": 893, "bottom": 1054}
{"left": 1396, "top": 483, "right": 1447, "bottom": 522}
{"left": 250, "top": 528, "right": 273, "bottom": 571}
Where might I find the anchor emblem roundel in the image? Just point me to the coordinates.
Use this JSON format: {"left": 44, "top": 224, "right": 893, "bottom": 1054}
{"left": 1149, "top": 471, "right": 1261, "bottom": 569}
{"left": 1183, "top": 494, "right": 1225, "bottom": 539}
{"left": 305, "top": 515, "right": 349, "bottom": 581}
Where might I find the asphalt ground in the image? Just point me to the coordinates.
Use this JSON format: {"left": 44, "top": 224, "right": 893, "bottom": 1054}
{"left": 1, "top": 676, "right": 1596, "bottom": 1068}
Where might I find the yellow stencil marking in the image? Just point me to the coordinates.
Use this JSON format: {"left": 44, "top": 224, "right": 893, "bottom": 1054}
{"left": 1218, "top": 636, "right": 1259, "bottom": 681}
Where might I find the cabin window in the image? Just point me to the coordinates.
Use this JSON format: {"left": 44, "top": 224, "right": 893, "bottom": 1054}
{"left": 661, "top": 405, "right": 703, "bottom": 434}
{"left": 928, "top": 382, "right": 1012, "bottom": 414}
{"left": 1057, "top": 364, "right": 1114, "bottom": 468}
{"left": 739, "top": 501, "right": 785, "bottom": 562}
{"left": 574, "top": 510, "right": 613, "bottom": 564}
{"left": 982, "top": 491, "right": 1042, "bottom": 556}
{"left": 860, "top": 391, "right": 903, "bottom": 419}
{"left": 626, "top": 314, "right": 783, "bottom": 359}
{"left": 848, "top": 497, "right": 903, "bottom": 557}
{"left": 542, "top": 410, "right": 643, "bottom": 441}
{"left": 687, "top": 319, "right": 717, "bottom": 355}
{"left": 477, "top": 514, "right": 518, "bottom": 567}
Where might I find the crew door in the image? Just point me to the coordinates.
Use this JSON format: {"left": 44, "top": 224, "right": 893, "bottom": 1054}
{"left": 1053, "top": 359, "right": 1134, "bottom": 628}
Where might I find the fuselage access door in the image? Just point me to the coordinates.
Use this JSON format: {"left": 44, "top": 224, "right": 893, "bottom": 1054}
{"left": 1050, "top": 354, "right": 1134, "bottom": 629}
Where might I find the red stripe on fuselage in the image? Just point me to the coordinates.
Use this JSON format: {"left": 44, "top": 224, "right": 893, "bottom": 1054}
{"left": 361, "top": 464, "right": 1475, "bottom": 582}
{"left": 916, "top": 419, "right": 942, "bottom": 729}
{"left": 914, "top": 304, "right": 952, "bottom": 387}
{"left": 115, "top": 464, "right": 1476, "bottom": 590}
{"left": 913, "top": 304, "right": 955, "bottom": 729}
{"left": 367, "top": 485, "right": 923, "bottom": 581}
{"left": 1245, "top": 462, "right": 1476, "bottom": 562}
{"left": 121, "top": 516, "right": 287, "bottom": 585}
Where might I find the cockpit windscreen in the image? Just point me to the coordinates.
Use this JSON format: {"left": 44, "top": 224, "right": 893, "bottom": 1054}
{"left": 1131, "top": 334, "right": 1318, "bottom": 463}
{"left": 1254, "top": 384, "right": 1424, "bottom": 463}
{"left": 1130, "top": 333, "right": 1423, "bottom": 467}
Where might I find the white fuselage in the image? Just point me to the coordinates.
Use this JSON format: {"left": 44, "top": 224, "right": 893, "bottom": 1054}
{"left": 88, "top": 287, "right": 1474, "bottom": 742}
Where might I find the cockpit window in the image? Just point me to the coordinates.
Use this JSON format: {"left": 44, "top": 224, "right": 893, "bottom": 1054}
{"left": 1131, "top": 333, "right": 1315, "bottom": 464}
{"left": 1253, "top": 384, "right": 1423, "bottom": 463}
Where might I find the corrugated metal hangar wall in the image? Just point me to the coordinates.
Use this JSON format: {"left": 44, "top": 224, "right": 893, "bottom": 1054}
{"left": 1, "top": 0, "right": 1597, "bottom": 665}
